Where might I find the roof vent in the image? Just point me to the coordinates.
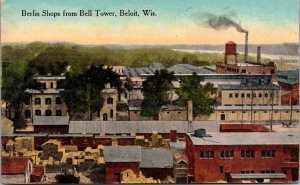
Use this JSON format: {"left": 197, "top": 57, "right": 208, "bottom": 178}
{"left": 194, "top": 128, "right": 211, "bottom": 138}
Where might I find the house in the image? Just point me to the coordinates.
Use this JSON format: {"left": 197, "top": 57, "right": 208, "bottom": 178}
{"left": 22, "top": 76, "right": 68, "bottom": 124}
{"left": 185, "top": 130, "right": 299, "bottom": 183}
{"left": 277, "top": 70, "right": 299, "bottom": 105}
{"left": 1, "top": 157, "right": 33, "bottom": 184}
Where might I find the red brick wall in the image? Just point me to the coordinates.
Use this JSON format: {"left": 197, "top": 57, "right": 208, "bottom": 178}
{"left": 190, "top": 144, "right": 298, "bottom": 183}
{"left": 34, "top": 125, "right": 69, "bottom": 134}
{"left": 220, "top": 124, "right": 269, "bottom": 132}
{"left": 117, "top": 138, "right": 135, "bottom": 146}
{"left": 105, "top": 162, "right": 139, "bottom": 183}
{"left": 94, "top": 138, "right": 112, "bottom": 146}
{"left": 141, "top": 168, "right": 173, "bottom": 180}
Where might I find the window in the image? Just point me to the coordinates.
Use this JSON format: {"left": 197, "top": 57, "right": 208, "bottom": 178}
{"left": 56, "top": 110, "right": 62, "bottom": 116}
{"left": 220, "top": 114, "right": 225, "bottom": 120}
{"left": 235, "top": 93, "right": 239, "bottom": 98}
{"left": 229, "top": 93, "right": 233, "bottom": 98}
{"left": 247, "top": 93, "right": 251, "bottom": 98}
{"left": 25, "top": 110, "right": 31, "bottom": 118}
{"left": 219, "top": 150, "right": 234, "bottom": 158}
{"left": 45, "top": 110, "right": 52, "bottom": 116}
{"left": 265, "top": 93, "right": 268, "bottom": 97}
{"left": 50, "top": 82, "right": 53, "bottom": 88}
{"left": 110, "top": 109, "right": 113, "bottom": 118}
{"left": 232, "top": 111, "right": 235, "bottom": 113}
{"left": 252, "top": 93, "right": 256, "bottom": 97}
{"left": 241, "top": 150, "right": 255, "bottom": 158}
{"left": 24, "top": 97, "right": 30, "bottom": 105}
{"left": 220, "top": 166, "right": 223, "bottom": 173}
{"left": 259, "top": 93, "right": 262, "bottom": 97}
{"left": 200, "top": 151, "right": 214, "bottom": 159}
{"left": 35, "top": 98, "right": 41, "bottom": 105}
{"left": 134, "top": 111, "right": 137, "bottom": 114}
{"left": 107, "top": 97, "right": 113, "bottom": 104}
{"left": 241, "top": 93, "right": 245, "bottom": 98}
{"left": 103, "top": 113, "right": 108, "bottom": 121}
{"left": 124, "top": 92, "right": 128, "bottom": 99}
{"left": 261, "top": 150, "right": 275, "bottom": 158}
{"left": 45, "top": 98, "right": 51, "bottom": 105}
{"left": 35, "top": 110, "right": 41, "bottom": 116}
{"left": 56, "top": 97, "right": 62, "bottom": 104}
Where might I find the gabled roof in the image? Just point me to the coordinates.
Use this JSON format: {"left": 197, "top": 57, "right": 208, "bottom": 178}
{"left": 140, "top": 148, "right": 174, "bottom": 168}
{"left": 277, "top": 70, "right": 299, "bottom": 85}
{"left": 2, "top": 157, "right": 31, "bottom": 174}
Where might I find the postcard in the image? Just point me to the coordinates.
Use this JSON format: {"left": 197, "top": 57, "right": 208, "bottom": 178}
{"left": 1, "top": 0, "right": 299, "bottom": 184}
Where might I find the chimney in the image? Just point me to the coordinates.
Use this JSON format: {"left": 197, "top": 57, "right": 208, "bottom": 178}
{"left": 170, "top": 130, "right": 177, "bottom": 142}
{"left": 257, "top": 46, "right": 261, "bottom": 64}
{"left": 187, "top": 100, "right": 193, "bottom": 121}
{"left": 244, "top": 31, "right": 249, "bottom": 62}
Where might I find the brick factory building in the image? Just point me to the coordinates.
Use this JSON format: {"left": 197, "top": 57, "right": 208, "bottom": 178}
{"left": 185, "top": 130, "right": 299, "bottom": 183}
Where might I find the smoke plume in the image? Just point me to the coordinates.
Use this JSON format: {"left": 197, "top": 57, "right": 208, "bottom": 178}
{"left": 192, "top": 12, "right": 248, "bottom": 33}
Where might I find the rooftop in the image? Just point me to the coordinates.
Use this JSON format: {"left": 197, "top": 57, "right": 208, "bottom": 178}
{"left": 2, "top": 157, "right": 31, "bottom": 174}
{"left": 33, "top": 76, "right": 66, "bottom": 80}
{"left": 161, "top": 105, "right": 186, "bottom": 111}
{"left": 25, "top": 88, "right": 63, "bottom": 94}
{"left": 219, "top": 84, "right": 278, "bottom": 90}
{"left": 104, "top": 146, "right": 141, "bottom": 162}
{"left": 140, "top": 148, "right": 174, "bottom": 168}
{"left": 33, "top": 116, "right": 69, "bottom": 125}
{"left": 187, "top": 131, "right": 299, "bottom": 146}
{"left": 230, "top": 173, "right": 286, "bottom": 179}
{"left": 68, "top": 121, "right": 220, "bottom": 134}
{"left": 277, "top": 70, "right": 299, "bottom": 85}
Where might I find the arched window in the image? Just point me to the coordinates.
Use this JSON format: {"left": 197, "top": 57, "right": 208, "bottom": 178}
{"left": 56, "top": 97, "right": 62, "bottom": 104}
{"left": 35, "top": 98, "right": 41, "bottom": 105}
{"left": 45, "top": 98, "right": 52, "bottom": 105}
{"left": 103, "top": 113, "right": 108, "bottom": 121}
{"left": 50, "top": 82, "right": 54, "bottom": 88}
{"left": 45, "top": 110, "right": 52, "bottom": 116}
{"left": 110, "top": 109, "right": 113, "bottom": 118}
{"left": 35, "top": 110, "right": 41, "bottom": 116}
{"left": 107, "top": 97, "right": 113, "bottom": 104}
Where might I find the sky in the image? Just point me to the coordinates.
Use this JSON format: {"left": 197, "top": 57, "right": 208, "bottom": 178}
{"left": 1, "top": 0, "right": 299, "bottom": 45}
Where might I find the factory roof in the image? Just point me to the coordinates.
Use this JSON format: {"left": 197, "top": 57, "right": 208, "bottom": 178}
{"left": 101, "top": 88, "right": 117, "bottom": 94}
{"left": 187, "top": 131, "right": 299, "bottom": 146}
{"left": 33, "top": 76, "right": 66, "bottom": 80}
{"left": 68, "top": 121, "right": 220, "bottom": 134}
{"left": 167, "top": 64, "right": 214, "bottom": 75}
{"left": 219, "top": 84, "right": 278, "bottom": 90}
{"left": 169, "top": 141, "right": 186, "bottom": 150}
{"left": 276, "top": 70, "right": 299, "bottom": 85}
{"left": 33, "top": 116, "right": 69, "bottom": 125}
{"left": 230, "top": 173, "right": 286, "bottom": 179}
{"left": 140, "top": 148, "right": 174, "bottom": 168}
{"left": 104, "top": 146, "right": 141, "bottom": 162}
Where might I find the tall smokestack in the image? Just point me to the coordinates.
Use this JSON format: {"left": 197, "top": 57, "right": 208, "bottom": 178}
{"left": 244, "top": 31, "right": 248, "bottom": 62}
{"left": 257, "top": 46, "right": 261, "bottom": 64}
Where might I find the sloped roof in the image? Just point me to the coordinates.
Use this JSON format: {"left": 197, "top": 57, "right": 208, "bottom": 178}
{"left": 2, "top": 157, "right": 31, "bottom": 174}
{"left": 33, "top": 116, "right": 69, "bottom": 125}
{"left": 140, "top": 148, "right": 174, "bottom": 168}
{"left": 104, "top": 146, "right": 141, "bottom": 162}
{"left": 277, "top": 70, "right": 299, "bottom": 85}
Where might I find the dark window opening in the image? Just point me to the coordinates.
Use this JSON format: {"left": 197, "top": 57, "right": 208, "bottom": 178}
{"left": 35, "top": 98, "right": 41, "bottom": 105}
{"left": 35, "top": 110, "right": 41, "bottom": 116}
{"left": 103, "top": 113, "right": 108, "bottom": 121}
{"left": 107, "top": 97, "right": 113, "bottom": 104}
{"left": 110, "top": 109, "right": 113, "bottom": 118}
{"left": 45, "top": 98, "right": 51, "bottom": 105}
{"left": 45, "top": 110, "right": 52, "bottom": 116}
{"left": 56, "top": 110, "right": 62, "bottom": 116}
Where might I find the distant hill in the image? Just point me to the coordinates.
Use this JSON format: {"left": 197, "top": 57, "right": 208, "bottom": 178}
{"left": 3, "top": 42, "right": 298, "bottom": 56}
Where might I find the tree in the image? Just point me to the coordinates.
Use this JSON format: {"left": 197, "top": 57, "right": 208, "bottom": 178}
{"left": 141, "top": 69, "right": 175, "bottom": 119}
{"left": 61, "top": 64, "right": 121, "bottom": 120}
{"left": 55, "top": 169, "right": 80, "bottom": 184}
{"left": 2, "top": 60, "right": 41, "bottom": 130}
{"left": 175, "top": 73, "right": 217, "bottom": 117}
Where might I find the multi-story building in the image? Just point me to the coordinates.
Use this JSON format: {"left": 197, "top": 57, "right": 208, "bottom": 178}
{"left": 185, "top": 130, "right": 299, "bottom": 183}
{"left": 22, "top": 76, "right": 68, "bottom": 124}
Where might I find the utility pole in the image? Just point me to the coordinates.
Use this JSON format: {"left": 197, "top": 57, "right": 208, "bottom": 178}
{"left": 241, "top": 93, "right": 244, "bottom": 124}
{"left": 270, "top": 89, "right": 274, "bottom": 131}
{"left": 250, "top": 90, "right": 254, "bottom": 124}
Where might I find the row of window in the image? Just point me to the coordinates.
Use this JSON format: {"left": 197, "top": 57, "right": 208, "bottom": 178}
{"left": 25, "top": 97, "right": 62, "bottom": 105}
{"left": 24, "top": 110, "right": 62, "bottom": 118}
{"left": 219, "top": 167, "right": 276, "bottom": 174}
{"left": 199, "top": 150, "right": 276, "bottom": 159}
{"left": 228, "top": 93, "right": 274, "bottom": 98}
